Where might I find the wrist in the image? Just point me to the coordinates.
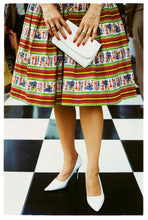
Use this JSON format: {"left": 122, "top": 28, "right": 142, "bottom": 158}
{"left": 40, "top": 3, "right": 53, "bottom": 12}
{"left": 90, "top": 4, "right": 103, "bottom": 14}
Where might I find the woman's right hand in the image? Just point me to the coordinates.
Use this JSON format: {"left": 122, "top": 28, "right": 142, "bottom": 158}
{"left": 40, "top": 4, "right": 72, "bottom": 40}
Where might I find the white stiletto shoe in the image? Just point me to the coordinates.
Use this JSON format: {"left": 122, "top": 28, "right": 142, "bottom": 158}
{"left": 87, "top": 175, "right": 105, "bottom": 212}
{"left": 44, "top": 154, "right": 82, "bottom": 191}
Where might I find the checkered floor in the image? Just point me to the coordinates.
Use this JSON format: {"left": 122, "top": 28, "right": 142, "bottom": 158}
{"left": 4, "top": 88, "right": 143, "bottom": 215}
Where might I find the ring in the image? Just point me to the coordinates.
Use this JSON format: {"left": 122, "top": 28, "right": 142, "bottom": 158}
{"left": 82, "top": 31, "right": 86, "bottom": 35}
{"left": 51, "top": 25, "right": 55, "bottom": 29}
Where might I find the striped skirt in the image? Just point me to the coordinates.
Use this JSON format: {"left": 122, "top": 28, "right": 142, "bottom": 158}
{"left": 10, "top": 3, "right": 137, "bottom": 107}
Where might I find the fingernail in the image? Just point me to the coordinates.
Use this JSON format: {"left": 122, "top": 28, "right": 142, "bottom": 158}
{"left": 73, "top": 40, "right": 76, "bottom": 43}
{"left": 64, "top": 36, "right": 67, "bottom": 40}
{"left": 58, "top": 37, "right": 60, "bottom": 41}
{"left": 91, "top": 39, "right": 93, "bottom": 43}
{"left": 82, "top": 42, "right": 85, "bottom": 46}
{"left": 69, "top": 30, "right": 72, "bottom": 35}
{"left": 77, "top": 43, "right": 80, "bottom": 47}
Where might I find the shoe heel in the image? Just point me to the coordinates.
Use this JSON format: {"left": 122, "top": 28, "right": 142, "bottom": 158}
{"left": 44, "top": 154, "right": 82, "bottom": 191}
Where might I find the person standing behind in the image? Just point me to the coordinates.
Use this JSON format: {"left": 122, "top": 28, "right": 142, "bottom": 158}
{"left": 5, "top": 4, "right": 28, "bottom": 44}
{"left": 4, "top": 4, "right": 28, "bottom": 91}
{"left": 126, "top": 4, "right": 144, "bottom": 99}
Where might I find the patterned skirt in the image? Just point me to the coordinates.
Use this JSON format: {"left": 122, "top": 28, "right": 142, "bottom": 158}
{"left": 10, "top": 3, "right": 137, "bottom": 107}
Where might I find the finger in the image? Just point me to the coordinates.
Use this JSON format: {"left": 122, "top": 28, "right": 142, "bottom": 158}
{"left": 73, "top": 24, "right": 84, "bottom": 43}
{"left": 45, "top": 20, "right": 54, "bottom": 37}
{"left": 60, "top": 19, "right": 72, "bottom": 35}
{"left": 48, "top": 29, "right": 54, "bottom": 38}
{"left": 55, "top": 20, "right": 67, "bottom": 40}
{"left": 91, "top": 26, "right": 98, "bottom": 42}
{"left": 76, "top": 28, "right": 88, "bottom": 47}
{"left": 50, "top": 23, "right": 60, "bottom": 40}
{"left": 82, "top": 27, "right": 93, "bottom": 46}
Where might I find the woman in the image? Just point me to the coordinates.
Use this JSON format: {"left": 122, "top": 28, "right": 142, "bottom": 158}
{"left": 10, "top": 3, "right": 137, "bottom": 212}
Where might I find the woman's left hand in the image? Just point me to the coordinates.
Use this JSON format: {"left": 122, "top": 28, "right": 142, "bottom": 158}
{"left": 73, "top": 4, "right": 103, "bottom": 46}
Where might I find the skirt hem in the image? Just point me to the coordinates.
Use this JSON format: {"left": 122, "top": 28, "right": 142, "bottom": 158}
{"left": 10, "top": 94, "right": 137, "bottom": 108}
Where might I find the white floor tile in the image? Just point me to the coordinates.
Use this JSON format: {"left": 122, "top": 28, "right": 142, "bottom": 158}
{"left": 4, "top": 97, "right": 28, "bottom": 106}
{"left": 75, "top": 106, "right": 80, "bottom": 119}
{"left": 4, "top": 119, "right": 49, "bottom": 140}
{"left": 76, "top": 140, "right": 132, "bottom": 172}
{"left": 102, "top": 106, "right": 112, "bottom": 119}
{"left": 76, "top": 140, "right": 131, "bottom": 172}
{"left": 99, "top": 140, "right": 132, "bottom": 172}
{"left": 35, "top": 139, "right": 87, "bottom": 172}
{"left": 133, "top": 172, "right": 143, "bottom": 195}
{"left": 117, "top": 95, "right": 143, "bottom": 105}
{"left": 35, "top": 140, "right": 65, "bottom": 172}
{"left": 50, "top": 108, "right": 55, "bottom": 119}
{"left": 35, "top": 139, "right": 132, "bottom": 173}
{"left": 4, "top": 172, "right": 33, "bottom": 215}
{"left": 113, "top": 119, "right": 143, "bottom": 140}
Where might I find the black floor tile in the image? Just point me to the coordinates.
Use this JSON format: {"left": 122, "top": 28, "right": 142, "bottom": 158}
{"left": 121, "top": 141, "right": 143, "bottom": 172}
{"left": 4, "top": 106, "right": 52, "bottom": 118}
{"left": 45, "top": 119, "right": 119, "bottom": 140}
{"left": 108, "top": 105, "right": 143, "bottom": 119}
{"left": 22, "top": 173, "right": 143, "bottom": 215}
{"left": 4, "top": 140, "right": 43, "bottom": 171}
{"left": 101, "top": 173, "right": 143, "bottom": 215}
{"left": 103, "top": 120, "right": 119, "bottom": 139}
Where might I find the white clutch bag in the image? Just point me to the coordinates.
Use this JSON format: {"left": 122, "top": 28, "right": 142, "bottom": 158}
{"left": 52, "top": 20, "right": 101, "bottom": 68}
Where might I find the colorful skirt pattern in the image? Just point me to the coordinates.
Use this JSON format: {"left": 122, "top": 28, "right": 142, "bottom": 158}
{"left": 10, "top": 3, "right": 137, "bottom": 107}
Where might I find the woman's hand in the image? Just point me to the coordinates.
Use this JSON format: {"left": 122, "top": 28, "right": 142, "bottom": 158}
{"left": 73, "top": 4, "right": 103, "bottom": 46}
{"left": 40, "top": 4, "right": 72, "bottom": 40}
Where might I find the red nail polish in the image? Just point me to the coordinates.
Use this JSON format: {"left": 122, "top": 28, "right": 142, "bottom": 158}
{"left": 69, "top": 30, "right": 72, "bottom": 35}
{"left": 58, "top": 37, "right": 60, "bottom": 41}
{"left": 73, "top": 40, "right": 76, "bottom": 43}
{"left": 77, "top": 43, "right": 80, "bottom": 47}
{"left": 91, "top": 39, "right": 93, "bottom": 43}
{"left": 82, "top": 42, "right": 85, "bottom": 46}
{"left": 64, "top": 36, "right": 67, "bottom": 40}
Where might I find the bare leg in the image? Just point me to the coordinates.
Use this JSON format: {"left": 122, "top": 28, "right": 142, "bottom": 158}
{"left": 80, "top": 106, "right": 103, "bottom": 196}
{"left": 54, "top": 105, "right": 78, "bottom": 181}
